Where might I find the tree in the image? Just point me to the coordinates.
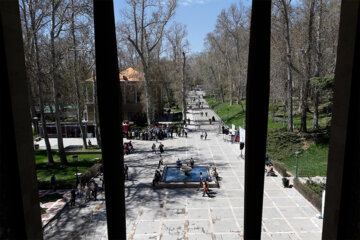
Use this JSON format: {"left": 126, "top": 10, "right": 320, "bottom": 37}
{"left": 20, "top": 0, "right": 54, "bottom": 164}
{"left": 70, "top": 0, "right": 88, "bottom": 149}
{"left": 166, "top": 22, "right": 189, "bottom": 121}
{"left": 299, "top": 0, "right": 316, "bottom": 132}
{"left": 49, "top": 0, "right": 70, "bottom": 164}
{"left": 274, "top": 0, "right": 294, "bottom": 131}
{"left": 120, "top": 0, "right": 177, "bottom": 125}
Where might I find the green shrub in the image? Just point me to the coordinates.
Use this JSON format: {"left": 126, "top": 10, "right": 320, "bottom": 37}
{"left": 305, "top": 179, "right": 326, "bottom": 197}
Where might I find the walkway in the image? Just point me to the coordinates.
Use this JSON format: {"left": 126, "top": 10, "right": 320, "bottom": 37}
{"left": 43, "top": 91, "right": 322, "bottom": 240}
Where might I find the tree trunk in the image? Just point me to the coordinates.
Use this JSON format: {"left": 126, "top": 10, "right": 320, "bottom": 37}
{"left": 51, "top": 1, "right": 67, "bottom": 164}
{"left": 313, "top": 0, "right": 323, "bottom": 130}
{"left": 29, "top": 2, "right": 54, "bottom": 164}
{"left": 281, "top": 0, "right": 294, "bottom": 132}
{"left": 227, "top": 57, "right": 233, "bottom": 106}
{"left": 220, "top": 85, "right": 225, "bottom": 104}
{"left": 300, "top": 0, "right": 315, "bottom": 132}
{"left": 92, "top": 70, "right": 102, "bottom": 148}
{"left": 181, "top": 52, "right": 187, "bottom": 121}
{"left": 71, "top": 0, "right": 87, "bottom": 149}
{"left": 143, "top": 66, "right": 152, "bottom": 125}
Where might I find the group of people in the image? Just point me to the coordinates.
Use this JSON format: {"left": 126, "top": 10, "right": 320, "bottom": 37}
{"left": 70, "top": 180, "right": 99, "bottom": 207}
{"left": 152, "top": 143, "right": 165, "bottom": 154}
{"left": 125, "top": 125, "right": 176, "bottom": 141}
{"left": 175, "top": 158, "right": 195, "bottom": 168}
{"left": 124, "top": 141, "right": 134, "bottom": 155}
{"left": 198, "top": 172, "right": 212, "bottom": 197}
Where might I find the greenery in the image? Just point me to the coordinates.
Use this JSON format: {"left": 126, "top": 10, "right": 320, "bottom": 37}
{"left": 305, "top": 179, "right": 326, "bottom": 198}
{"left": 206, "top": 97, "right": 246, "bottom": 128}
{"left": 280, "top": 144, "right": 328, "bottom": 177}
{"left": 205, "top": 97, "right": 329, "bottom": 177}
{"left": 36, "top": 152, "right": 102, "bottom": 189}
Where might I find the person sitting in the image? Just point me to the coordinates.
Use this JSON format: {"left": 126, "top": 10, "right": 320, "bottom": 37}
{"left": 265, "top": 154, "right": 272, "bottom": 166}
{"left": 176, "top": 159, "right": 182, "bottom": 167}
{"left": 266, "top": 167, "right": 277, "bottom": 176}
{"left": 88, "top": 139, "right": 92, "bottom": 146}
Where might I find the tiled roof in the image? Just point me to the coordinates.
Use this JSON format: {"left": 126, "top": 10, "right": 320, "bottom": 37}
{"left": 85, "top": 67, "right": 154, "bottom": 82}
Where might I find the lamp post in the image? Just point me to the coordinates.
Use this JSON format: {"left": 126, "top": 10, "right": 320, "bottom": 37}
{"left": 295, "top": 150, "right": 301, "bottom": 179}
{"left": 73, "top": 155, "right": 79, "bottom": 186}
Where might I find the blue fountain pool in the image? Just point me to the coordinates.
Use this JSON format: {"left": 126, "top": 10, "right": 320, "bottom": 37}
{"left": 164, "top": 166, "right": 211, "bottom": 182}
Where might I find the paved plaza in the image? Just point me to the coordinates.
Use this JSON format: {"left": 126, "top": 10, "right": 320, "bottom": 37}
{"left": 43, "top": 92, "right": 322, "bottom": 240}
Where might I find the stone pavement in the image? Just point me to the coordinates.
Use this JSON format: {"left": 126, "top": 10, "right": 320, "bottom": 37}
{"left": 43, "top": 176, "right": 106, "bottom": 239}
{"left": 39, "top": 189, "right": 71, "bottom": 227}
{"left": 43, "top": 91, "right": 322, "bottom": 239}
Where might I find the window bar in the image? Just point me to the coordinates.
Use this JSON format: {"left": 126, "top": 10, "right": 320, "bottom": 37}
{"left": 243, "top": 0, "right": 272, "bottom": 239}
{"left": 322, "top": 0, "right": 360, "bottom": 238}
{"left": 0, "top": 1, "right": 42, "bottom": 238}
{"left": 93, "top": 1, "right": 126, "bottom": 239}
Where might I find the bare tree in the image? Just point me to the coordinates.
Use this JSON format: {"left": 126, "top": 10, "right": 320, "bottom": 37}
{"left": 275, "top": 0, "right": 294, "bottom": 131}
{"left": 70, "top": 0, "right": 87, "bottom": 149}
{"left": 299, "top": 0, "right": 316, "bottom": 132}
{"left": 21, "top": 0, "right": 54, "bottom": 164}
{"left": 121, "top": 0, "right": 177, "bottom": 124}
{"left": 166, "top": 22, "right": 189, "bottom": 120}
{"left": 49, "top": 0, "right": 70, "bottom": 164}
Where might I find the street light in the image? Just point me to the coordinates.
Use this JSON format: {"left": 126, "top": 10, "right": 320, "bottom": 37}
{"left": 73, "top": 155, "right": 79, "bottom": 186}
{"left": 295, "top": 150, "right": 301, "bottom": 179}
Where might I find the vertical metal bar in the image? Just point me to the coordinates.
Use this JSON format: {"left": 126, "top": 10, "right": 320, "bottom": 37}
{"left": 322, "top": 0, "right": 360, "bottom": 238}
{"left": 243, "top": 0, "right": 272, "bottom": 239}
{"left": 93, "top": 1, "right": 126, "bottom": 239}
{"left": 0, "top": 1, "right": 42, "bottom": 239}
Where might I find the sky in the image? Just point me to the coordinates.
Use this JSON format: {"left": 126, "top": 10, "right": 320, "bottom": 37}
{"left": 114, "top": 0, "right": 250, "bottom": 54}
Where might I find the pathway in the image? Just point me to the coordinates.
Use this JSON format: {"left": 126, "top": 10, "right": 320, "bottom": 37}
{"left": 43, "top": 90, "right": 322, "bottom": 240}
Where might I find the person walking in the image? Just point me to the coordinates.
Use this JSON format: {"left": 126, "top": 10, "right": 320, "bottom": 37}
{"left": 70, "top": 187, "right": 76, "bottom": 206}
{"left": 93, "top": 182, "right": 98, "bottom": 201}
{"left": 204, "top": 131, "right": 208, "bottom": 140}
{"left": 158, "top": 157, "right": 163, "bottom": 168}
{"left": 202, "top": 181, "right": 211, "bottom": 197}
{"left": 50, "top": 173, "right": 56, "bottom": 192}
{"left": 77, "top": 182, "right": 84, "bottom": 200}
{"left": 124, "top": 164, "right": 129, "bottom": 180}
{"left": 152, "top": 143, "right": 156, "bottom": 153}
{"left": 159, "top": 143, "right": 164, "bottom": 154}
{"left": 85, "top": 183, "right": 91, "bottom": 202}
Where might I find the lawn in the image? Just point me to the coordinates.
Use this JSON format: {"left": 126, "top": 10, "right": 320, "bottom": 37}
{"left": 280, "top": 144, "right": 329, "bottom": 177}
{"left": 205, "top": 97, "right": 329, "bottom": 177}
{"left": 35, "top": 151, "right": 102, "bottom": 189}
